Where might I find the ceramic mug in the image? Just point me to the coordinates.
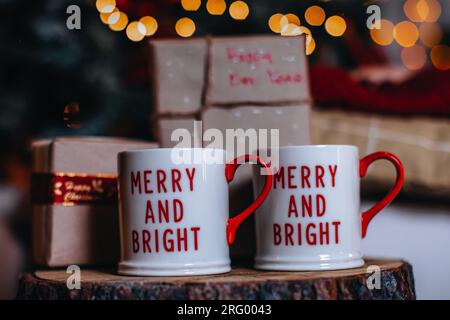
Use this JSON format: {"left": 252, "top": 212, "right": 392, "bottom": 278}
{"left": 117, "top": 148, "right": 272, "bottom": 276}
{"left": 252, "top": 145, "right": 404, "bottom": 271}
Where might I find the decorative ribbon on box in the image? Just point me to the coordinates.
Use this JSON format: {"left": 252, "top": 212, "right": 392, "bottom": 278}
{"left": 31, "top": 173, "right": 117, "bottom": 206}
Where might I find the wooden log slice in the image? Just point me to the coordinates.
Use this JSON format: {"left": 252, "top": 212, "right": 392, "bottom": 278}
{"left": 17, "top": 259, "right": 415, "bottom": 300}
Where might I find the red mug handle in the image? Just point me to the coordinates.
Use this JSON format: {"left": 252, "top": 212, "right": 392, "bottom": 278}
{"left": 360, "top": 151, "right": 405, "bottom": 238}
{"left": 225, "top": 155, "right": 273, "bottom": 245}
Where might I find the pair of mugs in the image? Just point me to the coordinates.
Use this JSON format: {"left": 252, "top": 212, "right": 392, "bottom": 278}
{"left": 117, "top": 146, "right": 404, "bottom": 276}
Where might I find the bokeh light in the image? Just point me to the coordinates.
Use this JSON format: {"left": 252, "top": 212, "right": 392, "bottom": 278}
{"left": 229, "top": 1, "right": 249, "bottom": 20}
{"left": 63, "top": 102, "right": 82, "bottom": 129}
{"left": 181, "top": 0, "right": 201, "bottom": 11}
{"left": 403, "top": 0, "right": 441, "bottom": 23}
{"left": 401, "top": 45, "right": 427, "bottom": 70}
{"left": 394, "top": 21, "right": 419, "bottom": 47}
{"left": 281, "top": 23, "right": 302, "bottom": 36}
{"left": 430, "top": 45, "right": 450, "bottom": 70}
{"left": 175, "top": 17, "right": 196, "bottom": 37}
{"left": 404, "top": 0, "right": 425, "bottom": 22}
{"left": 419, "top": 23, "right": 443, "bottom": 48}
{"left": 140, "top": 16, "right": 158, "bottom": 36}
{"left": 268, "top": 13, "right": 284, "bottom": 33}
{"left": 108, "top": 11, "right": 128, "bottom": 31}
{"left": 370, "top": 19, "right": 394, "bottom": 46}
{"left": 206, "top": 0, "right": 226, "bottom": 15}
{"left": 280, "top": 13, "right": 301, "bottom": 29}
{"left": 100, "top": 7, "right": 118, "bottom": 24}
{"left": 305, "top": 35, "right": 316, "bottom": 56}
{"left": 325, "top": 16, "right": 346, "bottom": 37}
{"left": 126, "top": 21, "right": 146, "bottom": 42}
{"left": 280, "top": 25, "right": 315, "bottom": 55}
{"left": 96, "top": 0, "right": 116, "bottom": 13}
{"left": 416, "top": 0, "right": 430, "bottom": 21}
{"left": 424, "top": 0, "right": 441, "bottom": 22}
{"left": 305, "top": 5, "right": 326, "bottom": 26}
{"left": 107, "top": 11, "right": 120, "bottom": 25}
{"left": 299, "top": 26, "right": 312, "bottom": 37}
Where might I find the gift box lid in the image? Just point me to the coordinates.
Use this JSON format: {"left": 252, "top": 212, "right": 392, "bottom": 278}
{"left": 32, "top": 136, "right": 158, "bottom": 174}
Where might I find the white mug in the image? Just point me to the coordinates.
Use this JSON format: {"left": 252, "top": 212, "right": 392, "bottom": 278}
{"left": 117, "top": 148, "right": 272, "bottom": 276}
{"left": 252, "top": 145, "right": 404, "bottom": 271}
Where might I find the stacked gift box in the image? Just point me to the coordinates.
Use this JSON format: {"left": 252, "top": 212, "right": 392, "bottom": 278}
{"left": 31, "top": 137, "right": 158, "bottom": 267}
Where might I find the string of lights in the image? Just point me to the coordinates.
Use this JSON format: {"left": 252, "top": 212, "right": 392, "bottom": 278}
{"left": 94, "top": 0, "right": 449, "bottom": 70}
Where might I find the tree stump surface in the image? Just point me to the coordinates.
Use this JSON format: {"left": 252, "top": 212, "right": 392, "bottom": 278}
{"left": 17, "top": 258, "right": 415, "bottom": 300}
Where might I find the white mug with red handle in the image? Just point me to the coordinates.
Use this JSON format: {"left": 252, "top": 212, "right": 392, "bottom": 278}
{"left": 252, "top": 145, "right": 404, "bottom": 271}
{"left": 117, "top": 148, "right": 272, "bottom": 276}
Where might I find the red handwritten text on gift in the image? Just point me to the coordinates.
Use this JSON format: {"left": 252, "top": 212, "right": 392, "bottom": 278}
{"left": 271, "top": 165, "right": 342, "bottom": 247}
{"left": 226, "top": 48, "right": 303, "bottom": 87}
{"left": 128, "top": 168, "right": 200, "bottom": 254}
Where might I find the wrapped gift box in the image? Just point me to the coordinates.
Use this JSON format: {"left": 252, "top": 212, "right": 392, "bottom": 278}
{"left": 312, "top": 109, "right": 450, "bottom": 197}
{"left": 31, "top": 137, "right": 158, "bottom": 267}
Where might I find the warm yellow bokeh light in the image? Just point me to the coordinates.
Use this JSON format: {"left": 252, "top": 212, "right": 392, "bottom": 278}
{"left": 325, "top": 16, "right": 346, "bottom": 37}
{"left": 96, "top": 0, "right": 116, "bottom": 13}
{"left": 281, "top": 23, "right": 302, "bottom": 36}
{"left": 280, "top": 24, "right": 315, "bottom": 55}
{"left": 404, "top": 0, "right": 441, "bottom": 23}
{"left": 299, "top": 26, "right": 312, "bottom": 37}
{"left": 229, "top": 1, "right": 249, "bottom": 20}
{"left": 370, "top": 19, "right": 394, "bottom": 46}
{"left": 140, "top": 16, "right": 158, "bottom": 36}
{"left": 268, "top": 13, "right": 284, "bottom": 33}
{"left": 175, "top": 17, "right": 196, "bottom": 37}
{"left": 305, "top": 6, "right": 326, "bottom": 26}
{"left": 419, "top": 23, "right": 443, "bottom": 48}
{"left": 126, "top": 21, "right": 146, "bottom": 42}
{"left": 107, "top": 11, "right": 121, "bottom": 25}
{"left": 430, "top": 45, "right": 450, "bottom": 70}
{"left": 394, "top": 21, "right": 419, "bottom": 47}
{"left": 404, "top": 0, "right": 424, "bottom": 22}
{"left": 100, "top": 7, "right": 118, "bottom": 24}
{"left": 181, "top": 0, "right": 201, "bottom": 11}
{"left": 280, "top": 13, "right": 301, "bottom": 29}
{"left": 416, "top": 0, "right": 430, "bottom": 21}
{"left": 305, "top": 36, "right": 316, "bottom": 56}
{"left": 424, "top": 0, "right": 441, "bottom": 23}
{"left": 401, "top": 45, "right": 427, "bottom": 70}
{"left": 206, "top": 0, "right": 226, "bottom": 15}
{"left": 108, "top": 11, "right": 128, "bottom": 31}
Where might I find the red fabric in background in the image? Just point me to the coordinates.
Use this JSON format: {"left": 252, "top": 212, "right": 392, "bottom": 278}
{"left": 310, "top": 66, "right": 450, "bottom": 116}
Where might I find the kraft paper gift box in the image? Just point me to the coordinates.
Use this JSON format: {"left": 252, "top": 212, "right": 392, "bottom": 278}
{"left": 149, "top": 35, "right": 312, "bottom": 259}
{"left": 149, "top": 35, "right": 311, "bottom": 146}
{"left": 206, "top": 36, "right": 310, "bottom": 105}
{"left": 312, "top": 109, "right": 450, "bottom": 197}
{"left": 149, "top": 38, "right": 206, "bottom": 149}
{"left": 156, "top": 117, "right": 203, "bottom": 148}
{"left": 31, "top": 137, "right": 158, "bottom": 267}
{"left": 149, "top": 38, "right": 207, "bottom": 115}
